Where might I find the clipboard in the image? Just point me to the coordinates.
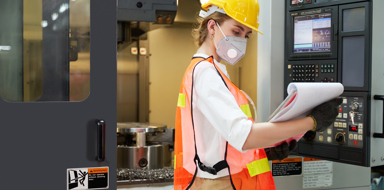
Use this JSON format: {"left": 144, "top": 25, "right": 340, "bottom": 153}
{"left": 265, "top": 82, "right": 344, "bottom": 147}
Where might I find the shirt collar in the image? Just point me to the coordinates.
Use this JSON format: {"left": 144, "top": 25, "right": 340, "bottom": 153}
{"left": 193, "top": 53, "right": 230, "bottom": 79}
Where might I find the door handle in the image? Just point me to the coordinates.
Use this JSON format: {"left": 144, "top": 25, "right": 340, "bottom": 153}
{"left": 373, "top": 95, "right": 384, "bottom": 138}
{"left": 96, "top": 120, "right": 106, "bottom": 161}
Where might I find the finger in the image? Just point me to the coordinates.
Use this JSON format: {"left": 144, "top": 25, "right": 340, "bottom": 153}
{"left": 289, "top": 140, "right": 298, "bottom": 151}
{"left": 281, "top": 143, "right": 289, "bottom": 158}
{"left": 275, "top": 145, "right": 282, "bottom": 152}
{"left": 269, "top": 147, "right": 278, "bottom": 160}
{"left": 276, "top": 142, "right": 289, "bottom": 160}
{"left": 329, "top": 97, "right": 343, "bottom": 107}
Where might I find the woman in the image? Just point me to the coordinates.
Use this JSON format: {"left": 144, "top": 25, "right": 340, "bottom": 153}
{"left": 174, "top": 0, "right": 342, "bottom": 189}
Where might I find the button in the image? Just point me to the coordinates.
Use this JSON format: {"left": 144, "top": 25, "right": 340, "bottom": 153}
{"left": 358, "top": 123, "right": 363, "bottom": 129}
{"left": 330, "top": 78, "right": 335, "bottom": 82}
{"left": 327, "top": 137, "right": 332, "bottom": 143}
{"left": 315, "top": 73, "right": 319, "bottom": 78}
{"left": 323, "top": 77, "right": 328, "bottom": 82}
{"left": 331, "top": 69, "right": 334, "bottom": 73}
{"left": 343, "top": 98, "right": 347, "bottom": 104}
{"left": 328, "top": 69, "right": 331, "bottom": 73}
{"left": 349, "top": 134, "right": 354, "bottom": 140}
{"left": 358, "top": 135, "right": 363, "bottom": 141}
{"left": 288, "top": 65, "right": 292, "bottom": 69}
{"left": 358, "top": 129, "right": 362, "bottom": 134}
{"left": 337, "top": 113, "right": 342, "bottom": 118}
{"left": 289, "top": 74, "right": 292, "bottom": 77}
{"left": 343, "top": 113, "right": 348, "bottom": 118}
{"left": 316, "top": 69, "right": 319, "bottom": 72}
{"left": 339, "top": 107, "right": 342, "bottom": 112}
{"left": 319, "top": 135, "right": 324, "bottom": 142}
{"left": 343, "top": 123, "right": 347, "bottom": 128}
{"left": 316, "top": 65, "right": 319, "bottom": 68}
{"left": 354, "top": 134, "right": 358, "bottom": 140}
{"left": 334, "top": 122, "right": 338, "bottom": 127}
{"left": 321, "top": 65, "right": 324, "bottom": 68}
{"left": 327, "top": 128, "right": 332, "bottom": 135}
{"left": 321, "top": 69, "right": 324, "bottom": 73}
{"left": 354, "top": 140, "right": 358, "bottom": 146}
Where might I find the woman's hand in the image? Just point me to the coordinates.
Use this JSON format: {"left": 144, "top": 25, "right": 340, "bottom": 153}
{"left": 308, "top": 97, "right": 343, "bottom": 132}
{"left": 265, "top": 140, "right": 297, "bottom": 161}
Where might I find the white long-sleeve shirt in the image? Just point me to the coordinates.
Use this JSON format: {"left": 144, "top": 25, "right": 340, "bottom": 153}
{"left": 191, "top": 53, "right": 253, "bottom": 179}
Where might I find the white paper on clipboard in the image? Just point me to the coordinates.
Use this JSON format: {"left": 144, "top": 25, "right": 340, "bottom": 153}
{"left": 267, "top": 82, "right": 344, "bottom": 147}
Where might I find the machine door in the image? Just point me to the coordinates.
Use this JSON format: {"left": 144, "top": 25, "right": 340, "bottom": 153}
{"left": 0, "top": 0, "right": 117, "bottom": 189}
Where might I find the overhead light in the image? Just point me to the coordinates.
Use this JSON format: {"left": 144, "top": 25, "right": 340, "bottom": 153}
{"left": 59, "top": 3, "right": 69, "bottom": 13}
{"left": 41, "top": 20, "right": 48, "bottom": 27}
{"left": 52, "top": 13, "right": 58, "bottom": 21}
{"left": 0, "top": 46, "right": 11, "bottom": 51}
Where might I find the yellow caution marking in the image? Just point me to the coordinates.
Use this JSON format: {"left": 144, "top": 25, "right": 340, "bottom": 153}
{"left": 246, "top": 158, "right": 271, "bottom": 177}
{"left": 177, "top": 93, "right": 186, "bottom": 108}
{"left": 240, "top": 104, "right": 252, "bottom": 118}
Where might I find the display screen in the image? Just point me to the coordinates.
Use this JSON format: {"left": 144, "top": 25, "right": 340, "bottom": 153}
{"left": 349, "top": 125, "right": 358, "bottom": 132}
{"left": 294, "top": 13, "right": 332, "bottom": 53}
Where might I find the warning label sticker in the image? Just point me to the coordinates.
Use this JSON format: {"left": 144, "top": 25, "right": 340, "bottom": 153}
{"left": 67, "top": 167, "right": 109, "bottom": 190}
{"left": 272, "top": 157, "right": 302, "bottom": 176}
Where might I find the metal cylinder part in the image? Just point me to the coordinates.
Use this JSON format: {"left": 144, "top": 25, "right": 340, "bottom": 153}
{"left": 136, "top": 132, "right": 146, "bottom": 147}
{"left": 117, "top": 145, "right": 164, "bottom": 169}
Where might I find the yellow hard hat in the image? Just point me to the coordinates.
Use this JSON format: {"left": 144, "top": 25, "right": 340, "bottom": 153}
{"left": 200, "top": 0, "right": 262, "bottom": 34}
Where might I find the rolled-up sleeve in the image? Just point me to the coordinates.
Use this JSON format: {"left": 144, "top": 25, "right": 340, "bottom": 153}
{"left": 193, "top": 61, "right": 252, "bottom": 152}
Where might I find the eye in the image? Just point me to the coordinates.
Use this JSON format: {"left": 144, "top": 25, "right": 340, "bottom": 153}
{"left": 233, "top": 30, "right": 240, "bottom": 36}
{"left": 245, "top": 35, "right": 250, "bottom": 39}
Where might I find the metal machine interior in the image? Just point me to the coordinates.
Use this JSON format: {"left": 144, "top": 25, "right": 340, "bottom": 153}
{"left": 116, "top": 122, "right": 174, "bottom": 184}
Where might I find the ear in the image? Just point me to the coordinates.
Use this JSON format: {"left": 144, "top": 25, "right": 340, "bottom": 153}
{"left": 207, "top": 19, "right": 216, "bottom": 36}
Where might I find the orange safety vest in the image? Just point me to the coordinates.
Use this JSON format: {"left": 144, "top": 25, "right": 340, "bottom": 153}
{"left": 174, "top": 56, "right": 276, "bottom": 190}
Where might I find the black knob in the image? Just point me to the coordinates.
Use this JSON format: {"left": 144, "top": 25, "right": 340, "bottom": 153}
{"left": 335, "top": 133, "right": 345, "bottom": 144}
{"left": 303, "top": 131, "right": 316, "bottom": 141}
{"left": 136, "top": 2, "right": 143, "bottom": 8}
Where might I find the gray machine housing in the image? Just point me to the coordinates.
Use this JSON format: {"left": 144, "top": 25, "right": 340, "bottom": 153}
{"left": 118, "top": 0, "right": 177, "bottom": 23}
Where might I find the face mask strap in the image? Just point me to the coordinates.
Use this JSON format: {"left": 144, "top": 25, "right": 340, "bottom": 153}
{"left": 215, "top": 22, "right": 228, "bottom": 40}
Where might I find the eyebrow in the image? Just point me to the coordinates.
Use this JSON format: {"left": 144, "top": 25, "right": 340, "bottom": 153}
{"left": 234, "top": 25, "right": 252, "bottom": 34}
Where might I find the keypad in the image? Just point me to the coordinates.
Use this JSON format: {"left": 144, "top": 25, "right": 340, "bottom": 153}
{"left": 291, "top": 64, "right": 318, "bottom": 82}
{"left": 320, "top": 64, "right": 335, "bottom": 73}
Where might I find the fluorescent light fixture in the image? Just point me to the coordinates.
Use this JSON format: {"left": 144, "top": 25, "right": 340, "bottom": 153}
{"left": 0, "top": 46, "right": 11, "bottom": 51}
{"left": 41, "top": 20, "right": 48, "bottom": 27}
{"left": 59, "top": 3, "right": 69, "bottom": 13}
{"left": 52, "top": 13, "right": 58, "bottom": 21}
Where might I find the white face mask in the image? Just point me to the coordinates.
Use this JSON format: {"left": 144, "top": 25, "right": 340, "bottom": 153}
{"left": 213, "top": 22, "right": 247, "bottom": 65}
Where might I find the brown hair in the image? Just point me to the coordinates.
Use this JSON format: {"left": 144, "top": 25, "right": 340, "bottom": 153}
{"left": 192, "top": 12, "right": 230, "bottom": 47}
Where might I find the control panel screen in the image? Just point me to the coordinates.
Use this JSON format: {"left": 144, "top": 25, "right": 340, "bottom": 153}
{"left": 294, "top": 13, "right": 332, "bottom": 53}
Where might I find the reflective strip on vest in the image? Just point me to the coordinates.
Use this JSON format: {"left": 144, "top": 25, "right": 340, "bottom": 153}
{"left": 240, "top": 104, "right": 252, "bottom": 118}
{"left": 246, "top": 158, "right": 271, "bottom": 177}
{"left": 178, "top": 93, "right": 186, "bottom": 107}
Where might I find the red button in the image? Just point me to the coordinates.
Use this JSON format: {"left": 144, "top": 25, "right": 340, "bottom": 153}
{"left": 339, "top": 107, "right": 342, "bottom": 112}
{"left": 354, "top": 140, "right": 358, "bottom": 146}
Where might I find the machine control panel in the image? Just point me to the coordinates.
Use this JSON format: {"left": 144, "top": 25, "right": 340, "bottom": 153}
{"left": 303, "top": 96, "right": 365, "bottom": 148}
{"left": 287, "top": 63, "right": 337, "bottom": 82}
